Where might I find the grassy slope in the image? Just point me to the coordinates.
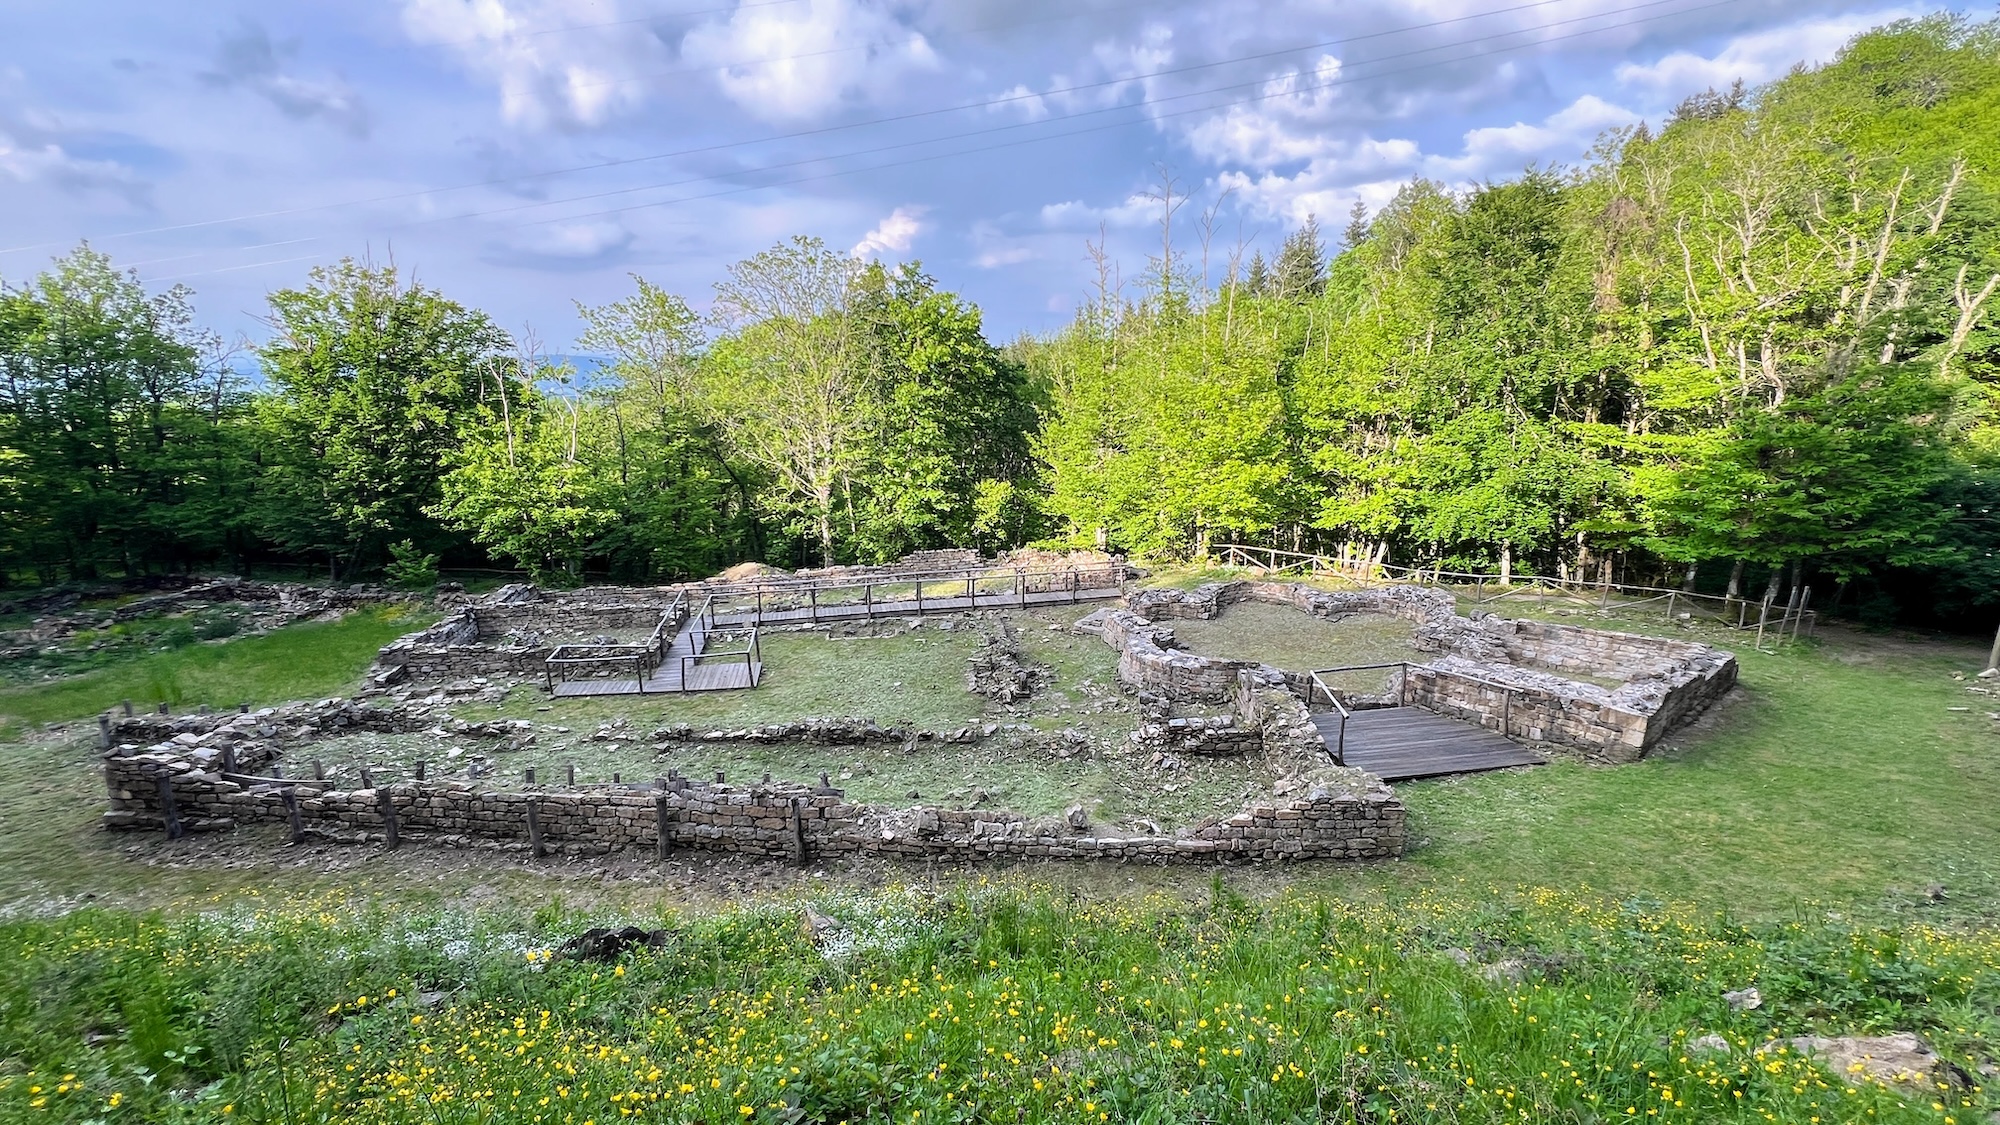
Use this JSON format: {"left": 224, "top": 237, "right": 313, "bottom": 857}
{"left": 1358, "top": 628, "right": 2000, "bottom": 913}
{"left": 1, "top": 885, "right": 1992, "bottom": 1124}
{"left": 0, "top": 606, "right": 434, "bottom": 734}
{"left": 0, "top": 608, "right": 435, "bottom": 904}
{"left": 0, "top": 589, "right": 1995, "bottom": 1122}
{"left": 1, "top": 594, "right": 1996, "bottom": 919}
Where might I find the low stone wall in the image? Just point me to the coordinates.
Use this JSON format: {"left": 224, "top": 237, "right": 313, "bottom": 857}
{"left": 1105, "top": 579, "right": 1736, "bottom": 761}
{"left": 1099, "top": 609, "right": 1264, "bottom": 702}
{"left": 1130, "top": 714, "right": 1261, "bottom": 756}
{"left": 101, "top": 745, "right": 1405, "bottom": 864}
{"left": 367, "top": 551, "right": 1133, "bottom": 688}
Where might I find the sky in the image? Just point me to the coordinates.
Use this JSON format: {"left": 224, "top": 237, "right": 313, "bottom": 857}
{"left": 0, "top": 0, "right": 1963, "bottom": 348}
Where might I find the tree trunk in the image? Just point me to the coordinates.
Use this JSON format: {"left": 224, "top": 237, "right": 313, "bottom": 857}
{"left": 1682, "top": 560, "right": 1699, "bottom": 593}
{"left": 1726, "top": 559, "right": 1745, "bottom": 601}
{"left": 1762, "top": 566, "right": 1783, "bottom": 607}
{"left": 1499, "top": 542, "right": 1513, "bottom": 586}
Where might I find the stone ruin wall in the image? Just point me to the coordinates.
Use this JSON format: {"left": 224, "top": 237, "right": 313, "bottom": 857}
{"left": 99, "top": 711, "right": 1404, "bottom": 865}
{"left": 1105, "top": 579, "right": 1737, "bottom": 763}
{"left": 368, "top": 551, "right": 1134, "bottom": 689}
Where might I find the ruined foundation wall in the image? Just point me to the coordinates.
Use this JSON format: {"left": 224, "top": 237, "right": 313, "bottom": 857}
{"left": 1109, "top": 579, "right": 1736, "bottom": 761}
{"left": 102, "top": 749, "right": 1404, "bottom": 864}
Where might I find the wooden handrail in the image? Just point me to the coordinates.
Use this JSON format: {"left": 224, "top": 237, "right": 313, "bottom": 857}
{"left": 1214, "top": 543, "right": 1817, "bottom": 637}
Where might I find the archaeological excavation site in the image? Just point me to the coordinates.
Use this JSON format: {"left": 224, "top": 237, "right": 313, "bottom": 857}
{"left": 96, "top": 550, "right": 1738, "bottom": 868}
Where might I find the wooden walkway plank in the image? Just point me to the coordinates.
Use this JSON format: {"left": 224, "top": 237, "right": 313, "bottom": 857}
{"left": 1312, "top": 707, "right": 1543, "bottom": 782}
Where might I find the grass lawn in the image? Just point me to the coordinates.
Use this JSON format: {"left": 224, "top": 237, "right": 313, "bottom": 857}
{"left": 0, "top": 606, "right": 435, "bottom": 736}
{"left": 2, "top": 585, "right": 1997, "bottom": 1125}
{"left": 1, "top": 591, "right": 1996, "bottom": 925}
{"left": 0, "top": 606, "right": 436, "bottom": 905}
{"left": 1320, "top": 622, "right": 2000, "bottom": 918}
{"left": 458, "top": 623, "right": 992, "bottom": 733}
{"left": 1168, "top": 601, "right": 1422, "bottom": 672}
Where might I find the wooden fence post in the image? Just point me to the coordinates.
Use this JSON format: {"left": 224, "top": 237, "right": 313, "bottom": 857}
{"left": 788, "top": 797, "right": 808, "bottom": 866}
{"left": 566, "top": 763, "right": 575, "bottom": 787}
{"left": 655, "top": 794, "right": 672, "bottom": 861}
{"left": 359, "top": 767, "right": 374, "bottom": 790}
{"left": 378, "top": 789, "right": 400, "bottom": 850}
{"left": 313, "top": 758, "right": 325, "bottom": 781}
{"left": 121, "top": 699, "right": 134, "bottom": 717}
{"left": 414, "top": 760, "right": 426, "bottom": 781}
{"left": 97, "top": 714, "right": 112, "bottom": 749}
{"left": 281, "top": 786, "right": 305, "bottom": 844}
{"left": 526, "top": 799, "right": 544, "bottom": 859}
{"left": 155, "top": 775, "right": 183, "bottom": 841}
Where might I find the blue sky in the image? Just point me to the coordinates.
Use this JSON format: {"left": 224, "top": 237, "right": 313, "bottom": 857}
{"left": 0, "top": 0, "right": 1954, "bottom": 348}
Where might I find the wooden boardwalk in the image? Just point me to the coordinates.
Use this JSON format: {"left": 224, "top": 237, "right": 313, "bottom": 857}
{"left": 710, "top": 585, "right": 1124, "bottom": 628}
{"left": 1311, "top": 707, "right": 1544, "bottom": 782}
{"left": 551, "top": 622, "right": 760, "bottom": 697}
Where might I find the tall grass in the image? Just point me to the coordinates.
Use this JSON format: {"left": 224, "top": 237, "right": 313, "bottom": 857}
{"left": 0, "top": 883, "right": 1990, "bottom": 1123}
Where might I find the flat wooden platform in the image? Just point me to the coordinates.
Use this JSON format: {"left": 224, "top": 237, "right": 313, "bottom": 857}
{"left": 550, "top": 621, "right": 762, "bottom": 697}
{"left": 1312, "top": 707, "right": 1544, "bottom": 782}
{"left": 552, "top": 660, "right": 761, "bottom": 696}
{"left": 710, "top": 586, "right": 1124, "bottom": 627}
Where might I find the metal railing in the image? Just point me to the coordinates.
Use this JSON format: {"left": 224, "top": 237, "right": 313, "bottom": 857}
{"left": 679, "top": 626, "right": 762, "bottom": 691}
{"left": 1307, "top": 661, "right": 1412, "bottom": 766}
{"left": 1305, "top": 658, "right": 1644, "bottom": 745}
{"left": 544, "top": 595, "right": 690, "bottom": 693}
{"left": 1214, "top": 544, "right": 1816, "bottom": 644}
{"left": 543, "top": 645, "right": 653, "bottom": 693}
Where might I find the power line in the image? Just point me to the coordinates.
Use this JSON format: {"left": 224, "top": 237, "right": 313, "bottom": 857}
{"left": 148, "top": 0, "right": 1726, "bottom": 283}
{"left": 5, "top": 0, "right": 1625, "bottom": 257}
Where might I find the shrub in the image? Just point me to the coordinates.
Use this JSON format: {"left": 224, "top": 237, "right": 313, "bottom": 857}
{"left": 385, "top": 540, "right": 440, "bottom": 590}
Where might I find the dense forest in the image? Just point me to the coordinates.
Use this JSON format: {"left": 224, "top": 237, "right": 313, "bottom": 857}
{"left": 2, "top": 15, "right": 1996, "bottom": 629}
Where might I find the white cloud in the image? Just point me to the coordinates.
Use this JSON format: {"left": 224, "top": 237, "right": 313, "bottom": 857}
{"left": 485, "top": 219, "right": 635, "bottom": 269}
{"left": 1040, "top": 193, "right": 1157, "bottom": 230}
{"left": 989, "top": 84, "right": 1050, "bottom": 121}
{"left": 968, "top": 221, "right": 1035, "bottom": 268}
{"left": 681, "top": 0, "right": 939, "bottom": 124}
{"left": 0, "top": 116, "right": 147, "bottom": 206}
{"left": 1615, "top": 9, "right": 1918, "bottom": 99}
{"left": 1424, "top": 94, "right": 1637, "bottom": 180}
{"left": 1215, "top": 135, "right": 1421, "bottom": 226}
{"left": 1182, "top": 55, "right": 1349, "bottom": 170}
{"left": 851, "top": 205, "right": 925, "bottom": 258}
{"left": 400, "top": 0, "right": 664, "bottom": 130}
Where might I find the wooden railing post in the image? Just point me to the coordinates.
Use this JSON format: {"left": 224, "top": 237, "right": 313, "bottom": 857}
{"left": 378, "top": 789, "right": 400, "bottom": 850}
{"left": 281, "top": 786, "right": 305, "bottom": 844}
{"left": 156, "top": 775, "right": 182, "bottom": 841}
{"left": 788, "top": 796, "right": 808, "bottom": 866}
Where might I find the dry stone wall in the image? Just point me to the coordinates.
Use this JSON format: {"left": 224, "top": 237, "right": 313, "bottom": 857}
{"left": 369, "top": 552, "right": 1134, "bottom": 689}
{"left": 101, "top": 742, "right": 1404, "bottom": 864}
{"left": 1106, "top": 579, "right": 1735, "bottom": 761}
